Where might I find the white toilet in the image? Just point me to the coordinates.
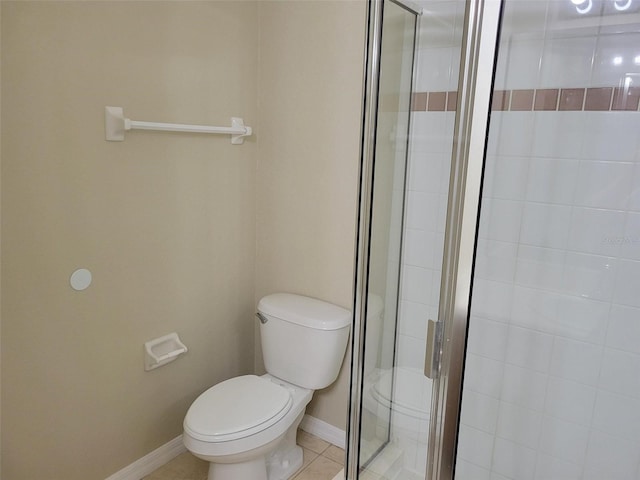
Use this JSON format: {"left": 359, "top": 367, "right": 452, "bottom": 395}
{"left": 183, "top": 293, "right": 351, "bottom": 480}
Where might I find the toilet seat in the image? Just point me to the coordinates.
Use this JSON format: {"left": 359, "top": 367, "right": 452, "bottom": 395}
{"left": 184, "top": 375, "right": 293, "bottom": 443}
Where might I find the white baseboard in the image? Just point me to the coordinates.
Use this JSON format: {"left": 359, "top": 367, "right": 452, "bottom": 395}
{"left": 299, "top": 414, "right": 346, "bottom": 450}
{"left": 104, "top": 435, "right": 186, "bottom": 480}
{"left": 105, "top": 416, "right": 345, "bottom": 480}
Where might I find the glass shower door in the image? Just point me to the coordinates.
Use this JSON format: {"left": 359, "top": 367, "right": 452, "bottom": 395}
{"left": 349, "top": 0, "right": 466, "bottom": 479}
{"left": 450, "top": 1, "right": 640, "bottom": 479}
{"left": 354, "top": 0, "right": 418, "bottom": 474}
{"left": 352, "top": 0, "right": 640, "bottom": 479}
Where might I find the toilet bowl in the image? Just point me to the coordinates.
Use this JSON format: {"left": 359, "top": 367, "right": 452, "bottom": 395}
{"left": 183, "top": 293, "right": 351, "bottom": 480}
{"left": 183, "top": 374, "right": 312, "bottom": 480}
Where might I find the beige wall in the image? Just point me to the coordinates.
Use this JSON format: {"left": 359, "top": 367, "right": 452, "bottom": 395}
{"left": 1, "top": 2, "right": 258, "bottom": 478}
{"left": 1, "top": 1, "right": 367, "bottom": 478}
{"left": 255, "top": 1, "right": 366, "bottom": 430}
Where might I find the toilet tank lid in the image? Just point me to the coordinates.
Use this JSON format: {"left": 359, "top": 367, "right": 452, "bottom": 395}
{"left": 258, "top": 293, "right": 351, "bottom": 331}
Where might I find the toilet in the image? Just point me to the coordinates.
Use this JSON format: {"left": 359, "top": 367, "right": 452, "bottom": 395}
{"left": 183, "top": 293, "right": 351, "bottom": 480}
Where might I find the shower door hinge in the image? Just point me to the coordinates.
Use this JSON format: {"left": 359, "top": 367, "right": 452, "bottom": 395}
{"left": 424, "top": 319, "right": 443, "bottom": 379}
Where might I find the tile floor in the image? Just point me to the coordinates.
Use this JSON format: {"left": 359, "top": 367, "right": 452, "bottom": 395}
{"left": 144, "top": 430, "right": 344, "bottom": 480}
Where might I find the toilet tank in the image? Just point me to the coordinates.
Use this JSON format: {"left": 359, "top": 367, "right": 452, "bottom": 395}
{"left": 258, "top": 293, "right": 351, "bottom": 390}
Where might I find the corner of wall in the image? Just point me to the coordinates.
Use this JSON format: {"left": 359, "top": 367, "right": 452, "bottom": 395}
{"left": 254, "top": 0, "right": 367, "bottom": 430}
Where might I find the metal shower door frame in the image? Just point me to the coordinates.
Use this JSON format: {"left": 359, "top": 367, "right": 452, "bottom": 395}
{"left": 427, "top": 0, "right": 503, "bottom": 479}
{"left": 347, "top": 0, "right": 505, "bottom": 479}
{"left": 346, "top": 0, "right": 420, "bottom": 478}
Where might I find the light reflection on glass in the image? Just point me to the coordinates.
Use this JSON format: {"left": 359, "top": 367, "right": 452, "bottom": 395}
{"left": 568, "top": 0, "right": 636, "bottom": 14}
{"left": 613, "top": 0, "right": 633, "bottom": 11}
{"left": 575, "top": 0, "right": 594, "bottom": 14}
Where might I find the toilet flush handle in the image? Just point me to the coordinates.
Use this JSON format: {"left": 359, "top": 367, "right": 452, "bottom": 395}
{"left": 256, "top": 312, "right": 269, "bottom": 324}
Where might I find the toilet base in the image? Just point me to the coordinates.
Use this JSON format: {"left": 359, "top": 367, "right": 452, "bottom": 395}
{"left": 208, "top": 457, "right": 267, "bottom": 480}
{"left": 267, "top": 445, "right": 302, "bottom": 480}
{"left": 266, "top": 413, "right": 304, "bottom": 479}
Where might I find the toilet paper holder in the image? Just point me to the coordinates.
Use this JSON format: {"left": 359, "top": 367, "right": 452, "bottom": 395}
{"left": 144, "top": 332, "right": 188, "bottom": 371}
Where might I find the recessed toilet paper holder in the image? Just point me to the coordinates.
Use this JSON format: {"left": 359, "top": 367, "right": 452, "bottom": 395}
{"left": 144, "top": 332, "right": 188, "bottom": 371}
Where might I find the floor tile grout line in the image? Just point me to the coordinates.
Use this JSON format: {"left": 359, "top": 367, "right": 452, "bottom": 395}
{"left": 294, "top": 455, "right": 344, "bottom": 480}
{"left": 293, "top": 445, "right": 345, "bottom": 480}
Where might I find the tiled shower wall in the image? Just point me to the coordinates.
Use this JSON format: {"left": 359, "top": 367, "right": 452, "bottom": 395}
{"left": 456, "top": 5, "right": 640, "bottom": 480}
{"left": 459, "top": 113, "right": 640, "bottom": 480}
{"left": 396, "top": 1, "right": 640, "bottom": 479}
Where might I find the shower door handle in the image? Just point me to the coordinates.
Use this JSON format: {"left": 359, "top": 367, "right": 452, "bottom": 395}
{"left": 424, "top": 319, "right": 443, "bottom": 379}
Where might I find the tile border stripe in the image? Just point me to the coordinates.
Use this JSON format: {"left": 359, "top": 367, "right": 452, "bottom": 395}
{"left": 412, "top": 86, "right": 640, "bottom": 112}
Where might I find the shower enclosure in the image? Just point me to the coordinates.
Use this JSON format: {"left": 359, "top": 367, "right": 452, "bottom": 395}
{"left": 348, "top": 0, "right": 640, "bottom": 479}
